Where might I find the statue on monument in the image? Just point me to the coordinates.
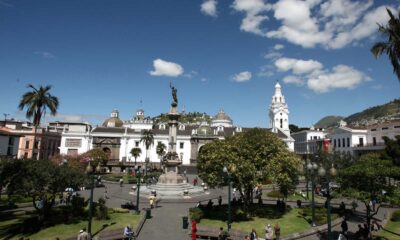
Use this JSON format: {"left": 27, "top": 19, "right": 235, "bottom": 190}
{"left": 170, "top": 82, "right": 178, "bottom": 105}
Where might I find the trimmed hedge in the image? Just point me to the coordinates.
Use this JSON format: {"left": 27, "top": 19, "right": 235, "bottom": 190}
{"left": 391, "top": 210, "right": 400, "bottom": 222}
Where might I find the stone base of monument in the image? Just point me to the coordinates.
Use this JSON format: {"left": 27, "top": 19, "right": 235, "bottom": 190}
{"left": 138, "top": 172, "right": 207, "bottom": 199}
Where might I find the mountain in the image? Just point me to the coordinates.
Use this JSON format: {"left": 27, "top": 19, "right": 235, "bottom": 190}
{"left": 315, "top": 99, "right": 400, "bottom": 128}
{"left": 344, "top": 99, "right": 400, "bottom": 125}
{"left": 315, "top": 116, "right": 344, "bottom": 128}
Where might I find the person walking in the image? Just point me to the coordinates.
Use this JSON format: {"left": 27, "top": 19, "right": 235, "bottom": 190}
{"left": 77, "top": 228, "right": 89, "bottom": 240}
{"left": 250, "top": 228, "right": 257, "bottom": 240}
{"left": 274, "top": 223, "right": 281, "bottom": 240}
{"left": 341, "top": 219, "right": 348, "bottom": 239}
{"left": 191, "top": 219, "right": 197, "bottom": 240}
{"left": 265, "top": 224, "right": 273, "bottom": 240}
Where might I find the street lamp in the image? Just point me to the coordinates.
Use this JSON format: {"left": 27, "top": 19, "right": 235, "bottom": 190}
{"left": 135, "top": 165, "right": 142, "bottom": 213}
{"left": 307, "top": 160, "right": 318, "bottom": 227}
{"left": 85, "top": 160, "right": 101, "bottom": 238}
{"left": 318, "top": 164, "right": 337, "bottom": 240}
{"left": 223, "top": 165, "right": 236, "bottom": 232}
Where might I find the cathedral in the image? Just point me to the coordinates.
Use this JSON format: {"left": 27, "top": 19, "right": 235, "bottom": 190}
{"left": 59, "top": 82, "right": 294, "bottom": 166}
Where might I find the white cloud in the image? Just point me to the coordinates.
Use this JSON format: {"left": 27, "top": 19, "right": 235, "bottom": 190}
{"left": 283, "top": 75, "right": 304, "bottom": 86}
{"left": 307, "top": 65, "right": 368, "bottom": 93}
{"left": 35, "top": 51, "right": 56, "bottom": 59}
{"left": 258, "top": 65, "right": 275, "bottom": 77}
{"left": 201, "top": 0, "right": 218, "bottom": 17}
{"left": 231, "top": 0, "right": 272, "bottom": 36}
{"left": 183, "top": 70, "right": 198, "bottom": 79}
{"left": 273, "top": 44, "right": 284, "bottom": 50}
{"left": 233, "top": 71, "right": 252, "bottom": 82}
{"left": 264, "top": 51, "right": 282, "bottom": 60}
{"left": 149, "top": 59, "right": 184, "bottom": 77}
{"left": 273, "top": 56, "right": 368, "bottom": 92}
{"left": 232, "top": 0, "right": 396, "bottom": 49}
{"left": 275, "top": 57, "right": 323, "bottom": 74}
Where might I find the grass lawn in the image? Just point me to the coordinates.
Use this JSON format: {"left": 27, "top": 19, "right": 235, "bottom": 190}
{"left": 373, "top": 211, "right": 400, "bottom": 240}
{"left": 0, "top": 211, "right": 142, "bottom": 240}
{"left": 199, "top": 207, "right": 310, "bottom": 237}
{"left": 264, "top": 190, "right": 326, "bottom": 203}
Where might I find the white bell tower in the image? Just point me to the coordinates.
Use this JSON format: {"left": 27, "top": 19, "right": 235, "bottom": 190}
{"left": 269, "top": 81, "right": 290, "bottom": 134}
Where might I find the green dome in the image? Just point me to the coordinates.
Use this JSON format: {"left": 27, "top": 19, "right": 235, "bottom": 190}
{"left": 102, "top": 117, "right": 123, "bottom": 127}
{"left": 197, "top": 123, "right": 212, "bottom": 136}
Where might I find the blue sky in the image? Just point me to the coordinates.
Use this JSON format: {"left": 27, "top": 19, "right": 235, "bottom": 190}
{"left": 0, "top": 0, "right": 399, "bottom": 128}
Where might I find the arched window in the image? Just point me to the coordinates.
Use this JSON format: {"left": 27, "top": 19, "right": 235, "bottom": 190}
{"left": 280, "top": 119, "right": 283, "bottom": 128}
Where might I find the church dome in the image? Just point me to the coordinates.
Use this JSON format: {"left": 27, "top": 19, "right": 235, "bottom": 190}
{"left": 197, "top": 122, "right": 213, "bottom": 136}
{"left": 214, "top": 109, "right": 232, "bottom": 121}
{"left": 102, "top": 109, "right": 124, "bottom": 127}
{"left": 211, "top": 109, "right": 233, "bottom": 127}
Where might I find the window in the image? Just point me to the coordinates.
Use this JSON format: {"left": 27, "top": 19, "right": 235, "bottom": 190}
{"left": 373, "top": 137, "right": 376, "bottom": 146}
{"left": 371, "top": 129, "right": 377, "bottom": 131}
{"left": 338, "top": 139, "right": 341, "bottom": 147}
{"left": 135, "top": 141, "right": 139, "bottom": 147}
{"left": 342, "top": 138, "right": 345, "bottom": 147}
{"left": 347, "top": 138, "right": 350, "bottom": 147}
{"left": 65, "top": 138, "right": 82, "bottom": 148}
{"left": 280, "top": 119, "right": 283, "bottom": 128}
{"left": 67, "top": 149, "right": 78, "bottom": 156}
{"left": 23, "top": 152, "right": 28, "bottom": 159}
{"left": 34, "top": 141, "right": 39, "bottom": 149}
{"left": 313, "top": 136, "right": 317, "bottom": 140}
{"left": 25, "top": 140, "right": 30, "bottom": 149}
{"left": 8, "top": 137, "right": 14, "bottom": 146}
{"left": 382, "top": 127, "right": 388, "bottom": 130}
{"left": 334, "top": 139, "right": 336, "bottom": 147}
{"left": 180, "top": 142, "right": 184, "bottom": 149}
{"left": 359, "top": 138, "right": 364, "bottom": 147}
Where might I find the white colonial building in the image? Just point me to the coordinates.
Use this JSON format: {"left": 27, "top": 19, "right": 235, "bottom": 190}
{"left": 291, "top": 127, "right": 328, "bottom": 158}
{"left": 59, "top": 82, "right": 295, "bottom": 165}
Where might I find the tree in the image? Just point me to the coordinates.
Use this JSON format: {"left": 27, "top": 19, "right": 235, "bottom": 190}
{"left": 338, "top": 153, "right": 400, "bottom": 236}
{"left": 140, "top": 130, "right": 154, "bottom": 174}
{"left": 197, "top": 128, "right": 302, "bottom": 206}
{"left": 18, "top": 84, "right": 59, "bottom": 159}
{"left": 156, "top": 142, "right": 166, "bottom": 168}
{"left": 4, "top": 159, "right": 86, "bottom": 219}
{"left": 382, "top": 135, "right": 400, "bottom": 166}
{"left": 82, "top": 149, "right": 109, "bottom": 166}
{"left": 371, "top": 8, "right": 400, "bottom": 83}
{"left": 130, "top": 147, "right": 142, "bottom": 166}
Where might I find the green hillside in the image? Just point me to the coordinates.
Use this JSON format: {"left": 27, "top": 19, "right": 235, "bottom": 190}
{"left": 315, "top": 116, "right": 344, "bottom": 128}
{"left": 152, "top": 112, "right": 212, "bottom": 124}
{"left": 314, "top": 99, "right": 400, "bottom": 127}
{"left": 344, "top": 99, "right": 400, "bottom": 124}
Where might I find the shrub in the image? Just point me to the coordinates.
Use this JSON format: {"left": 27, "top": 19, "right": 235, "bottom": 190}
{"left": 95, "top": 198, "right": 109, "bottom": 220}
{"left": 189, "top": 207, "right": 204, "bottom": 222}
{"left": 391, "top": 210, "right": 400, "bottom": 222}
{"left": 266, "top": 190, "right": 284, "bottom": 198}
{"left": 111, "top": 208, "right": 130, "bottom": 213}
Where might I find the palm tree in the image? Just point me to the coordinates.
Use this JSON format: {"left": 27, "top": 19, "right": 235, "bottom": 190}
{"left": 18, "top": 84, "right": 59, "bottom": 159}
{"left": 371, "top": 8, "right": 400, "bottom": 83}
{"left": 156, "top": 142, "right": 167, "bottom": 170}
{"left": 140, "top": 130, "right": 154, "bottom": 175}
{"left": 130, "top": 147, "right": 142, "bottom": 166}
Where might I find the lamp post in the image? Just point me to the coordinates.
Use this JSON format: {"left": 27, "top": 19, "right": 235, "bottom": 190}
{"left": 86, "top": 160, "right": 101, "bottom": 237}
{"left": 223, "top": 165, "right": 235, "bottom": 232}
{"left": 135, "top": 165, "right": 142, "bottom": 213}
{"left": 305, "top": 158, "right": 309, "bottom": 200}
{"left": 318, "top": 164, "right": 337, "bottom": 240}
{"left": 307, "top": 160, "right": 318, "bottom": 227}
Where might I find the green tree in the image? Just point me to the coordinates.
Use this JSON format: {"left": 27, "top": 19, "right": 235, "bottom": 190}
{"left": 371, "top": 8, "right": 400, "bottom": 82}
{"left": 5, "top": 159, "right": 86, "bottom": 219}
{"left": 197, "top": 128, "right": 302, "bottom": 206}
{"left": 382, "top": 135, "right": 400, "bottom": 166}
{"left": 18, "top": 84, "right": 59, "bottom": 159}
{"left": 338, "top": 153, "right": 400, "bottom": 236}
{"left": 140, "top": 130, "right": 154, "bottom": 175}
{"left": 156, "top": 142, "right": 167, "bottom": 168}
{"left": 82, "top": 148, "right": 109, "bottom": 166}
{"left": 130, "top": 147, "right": 142, "bottom": 166}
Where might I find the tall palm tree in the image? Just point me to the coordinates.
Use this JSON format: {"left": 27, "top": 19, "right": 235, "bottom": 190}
{"left": 156, "top": 142, "right": 167, "bottom": 170}
{"left": 18, "top": 84, "right": 59, "bottom": 159}
{"left": 371, "top": 8, "right": 400, "bottom": 83}
{"left": 130, "top": 147, "right": 142, "bottom": 166}
{"left": 140, "top": 130, "right": 154, "bottom": 175}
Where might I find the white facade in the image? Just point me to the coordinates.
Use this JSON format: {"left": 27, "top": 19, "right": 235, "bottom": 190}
{"left": 0, "top": 130, "right": 19, "bottom": 157}
{"left": 292, "top": 128, "right": 327, "bottom": 155}
{"left": 329, "top": 125, "right": 368, "bottom": 155}
{"left": 367, "top": 120, "right": 400, "bottom": 146}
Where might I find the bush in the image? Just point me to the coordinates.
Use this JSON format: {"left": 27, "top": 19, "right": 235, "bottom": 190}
{"left": 111, "top": 208, "right": 130, "bottom": 213}
{"left": 266, "top": 190, "right": 284, "bottom": 198}
{"left": 189, "top": 207, "right": 204, "bottom": 222}
{"left": 391, "top": 210, "right": 400, "bottom": 222}
{"left": 71, "top": 196, "right": 85, "bottom": 217}
{"left": 95, "top": 198, "right": 109, "bottom": 220}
